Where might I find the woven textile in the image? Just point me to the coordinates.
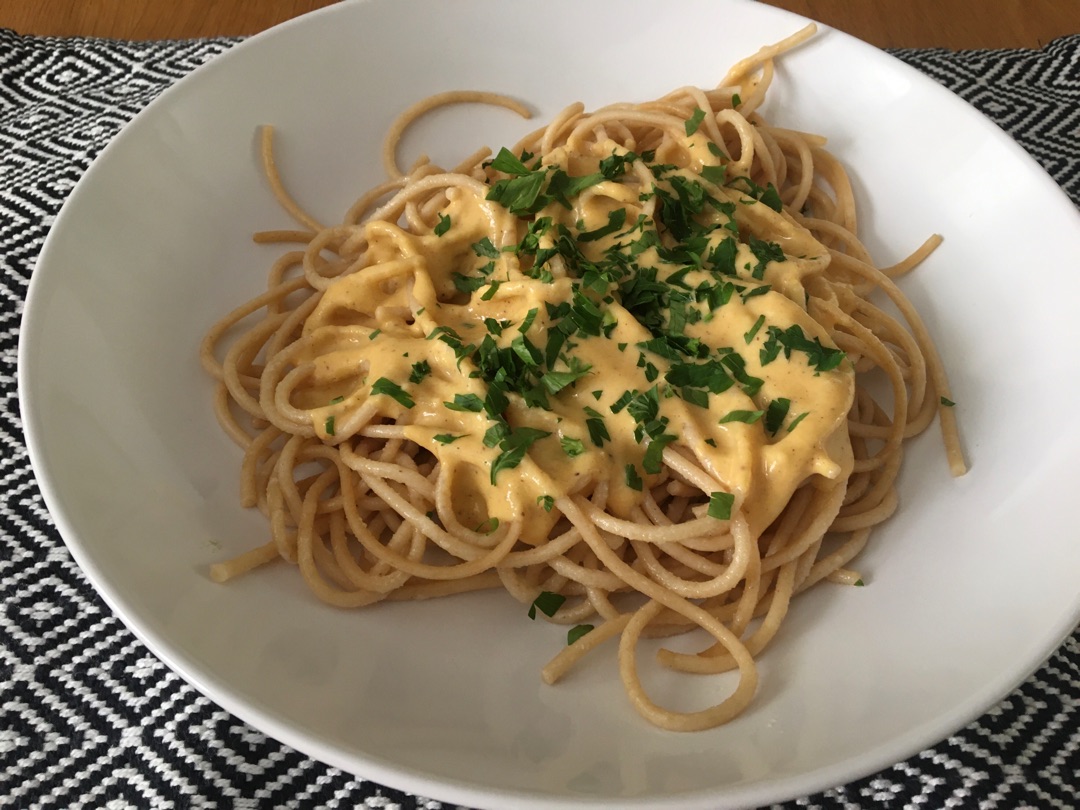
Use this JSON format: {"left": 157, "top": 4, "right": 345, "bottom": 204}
{"left": 1, "top": 27, "right": 1078, "bottom": 809}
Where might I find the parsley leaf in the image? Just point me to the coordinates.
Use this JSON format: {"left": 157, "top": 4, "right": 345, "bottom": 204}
{"left": 719, "top": 409, "right": 764, "bottom": 424}
{"left": 453, "top": 272, "right": 487, "bottom": 293}
{"left": 472, "top": 237, "right": 500, "bottom": 258}
{"left": 700, "top": 164, "right": 727, "bottom": 186}
{"left": 434, "top": 213, "right": 451, "bottom": 236}
{"left": 371, "top": 377, "right": 415, "bottom": 409}
{"left": 643, "top": 433, "right": 676, "bottom": 474}
{"left": 491, "top": 426, "right": 551, "bottom": 484}
{"left": 528, "top": 590, "right": 566, "bottom": 619}
{"left": 490, "top": 147, "right": 531, "bottom": 175}
{"left": 685, "top": 107, "right": 706, "bottom": 136}
{"left": 760, "top": 324, "right": 845, "bottom": 372}
{"left": 744, "top": 314, "right": 766, "bottom": 343}
{"left": 487, "top": 170, "right": 547, "bottom": 215}
{"left": 444, "top": 393, "right": 484, "bottom": 412}
{"left": 583, "top": 406, "right": 610, "bottom": 447}
{"left": 408, "top": 360, "right": 431, "bottom": 384}
{"left": 748, "top": 238, "right": 785, "bottom": 280}
{"left": 542, "top": 356, "right": 592, "bottom": 394}
{"left": 578, "top": 208, "right": 628, "bottom": 243}
{"left": 764, "top": 397, "right": 791, "bottom": 434}
{"left": 567, "top": 624, "right": 594, "bottom": 645}
{"left": 708, "top": 491, "right": 735, "bottom": 520}
{"left": 759, "top": 183, "right": 783, "bottom": 212}
{"left": 560, "top": 436, "right": 586, "bottom": 457}
{"left": 787, "top": 411, "right": 809, "bottom": 431}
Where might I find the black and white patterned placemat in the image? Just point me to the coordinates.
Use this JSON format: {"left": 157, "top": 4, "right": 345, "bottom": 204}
{"left": 1, "top": 26, "right": 1078, "bottom": 809}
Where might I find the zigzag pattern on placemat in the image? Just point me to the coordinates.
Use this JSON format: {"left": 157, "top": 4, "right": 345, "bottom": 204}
{"left": 0, "top": 26, "right": 1077, "bottom": 809}
{"left": 891, "top": 36, "right": 1080, "bottom": 206}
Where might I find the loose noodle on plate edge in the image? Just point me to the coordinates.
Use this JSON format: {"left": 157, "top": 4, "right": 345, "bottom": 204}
{"left": 200, "top": 25, "right": 965, "bottom": 732}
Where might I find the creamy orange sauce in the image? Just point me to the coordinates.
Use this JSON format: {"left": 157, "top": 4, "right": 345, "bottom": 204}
{"left": 293, "top": 136, "right": 855, "bottom": 541}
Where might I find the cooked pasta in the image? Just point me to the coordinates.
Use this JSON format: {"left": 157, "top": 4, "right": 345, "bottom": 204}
{"left": 200, "top": 24, "right": 965, "bottom": 731}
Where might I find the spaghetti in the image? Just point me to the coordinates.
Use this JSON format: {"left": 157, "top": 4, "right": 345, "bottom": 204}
{"left": 200, "top": 24, "right": 965, "bottom": 731}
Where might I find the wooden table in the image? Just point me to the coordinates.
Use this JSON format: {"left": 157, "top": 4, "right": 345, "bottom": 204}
{"left": 3, "top": 0, "right": 1078, "bottom": 50}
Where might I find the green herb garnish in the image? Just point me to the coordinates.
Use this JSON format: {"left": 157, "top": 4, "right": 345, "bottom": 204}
{"left": 744, "top": 314, "right": 766, "bottom": 343}
{"left": 528, "top": 590, "right": 566, "bottom": 619}
{"left": 491, "top": 427, "right": 551, "bottom": 484}
{"left": 567, "top": 624, "right": 594, "bottom": 645}
{"left": 561, "top": 436, "right": 586, "bottom": 457}
{"left": 371, "top": 377, "right": 414, "bottom": 409}
{"left": 764, "top": 397, "right": 791, "bottom": 434}
{"left": 719, "top": 409, "right": 764, "bottom": 425}
{"left": 444, "top": 393, "right": 484, "bottom": 412}
{"left": 409, "top": 360, "right": 431, "bottom": 384}
{"left": 707, "top": 491, "right": 734, "bottom": 520}
{"left": 433, "top": 433, "right": 464, "bottom": 444}
{"left": 685, "top": 107, "right": 706, "bottom": 136}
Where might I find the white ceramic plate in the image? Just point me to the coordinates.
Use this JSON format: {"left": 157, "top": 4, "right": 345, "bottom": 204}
{"left": 19, "top": 0, "right": 1080, "bottom": 807}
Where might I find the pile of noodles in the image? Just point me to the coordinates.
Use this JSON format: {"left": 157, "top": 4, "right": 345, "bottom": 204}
{"left": 201, "top": 25, "right": 964, "bottom": 731}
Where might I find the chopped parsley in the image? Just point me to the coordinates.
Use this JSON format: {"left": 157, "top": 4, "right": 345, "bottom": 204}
{"left": 748, "top": 238, "right": 785, "bottom": 280}
{"left": 764, "top": 397, "right": 791, "bottom": 435}
{"left": 370, "top": 377, "right": 414, "bottom": 409}
{"left": 685, "top": 107, "right": 706, "bottom": 135}
{"left": 471, "top": 236, "right": 500, "bottom": 258}
{"left": 567, "top": 624, "right": 594, "bottom": 645}
{"left": 583, "top": 406, "right": 610, "bottom": 447}
{"left": 787, "top": 411, "right": 810, "bottom": 431}
{"left": 701, "top": 164, "right": 727, "bottom": 186}
{"left": 491, "top": 426, "right": 550, "bottom": 484}
{"left": 560, "top": 436, "right": 586, "bottom": 457}
{"left": 744, "top": 314, "right": 766, "bottom": 343}
{"left": 719, "top": 409, "right": 764, "bottom": 424}
{"left": 760, "top": 324, "right": 845, "bottom": 372}
{"left": 490, "top": 147, "right": 532, "bottom": 175}
{"left": 707, "top": 491, "right": 734, "bottom": 520}
{"left": 643, "top": 433, "right": 676, "bottom": 474}
{"left": 396, "top": 138, "right": 849, "bottom": 515}
{"left": 409, "top": 360, "right": 431, "bottom": 384}
{"left": 528, "top": 590, "right": 566, "bottom": 619}
{"left": 444, "top": 392, "right": 484, "bottom": 412}
{"left": 433, "top": 433, "right": 464, "bottom": 444}
{"left": 475, "top": 517, "right": 500, "bottom": 534}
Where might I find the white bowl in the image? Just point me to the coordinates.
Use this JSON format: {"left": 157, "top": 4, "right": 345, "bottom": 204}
{"left": 19, "top": 1, "right": 1080, "bottom": 807}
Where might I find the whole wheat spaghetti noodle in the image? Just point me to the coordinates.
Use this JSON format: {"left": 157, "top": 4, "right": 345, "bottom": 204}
{"left": 200, "top": 24, "right": 965, "bottom": 731}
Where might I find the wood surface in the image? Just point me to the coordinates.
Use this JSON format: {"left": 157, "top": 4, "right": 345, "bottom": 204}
{"left": 2, "top": 0, "right": 1078, "bottom": 49}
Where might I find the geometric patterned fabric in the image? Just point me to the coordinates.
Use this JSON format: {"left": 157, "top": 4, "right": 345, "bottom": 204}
{"left": 1, "top": 26, "right": 1077, "bottom": 808}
